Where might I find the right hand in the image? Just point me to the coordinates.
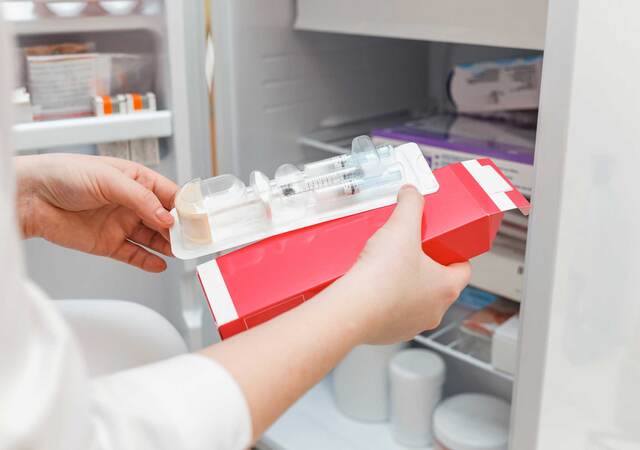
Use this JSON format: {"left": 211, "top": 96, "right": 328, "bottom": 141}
{"left": 340, "top": 185, "right": 471, "bottom": 345}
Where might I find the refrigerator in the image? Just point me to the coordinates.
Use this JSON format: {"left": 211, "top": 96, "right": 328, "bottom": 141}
{"left": 10, "top": 1, "right": 640, "bottom": 449}
{"left": 7, "top": 0, "right": 217, "bottom": 348}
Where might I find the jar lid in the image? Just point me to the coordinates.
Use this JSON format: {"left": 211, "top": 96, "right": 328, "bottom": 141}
{"left": 390, "top": 348, "right": 446, "bottom": 384}
{"left": 433, "top": 393, "right": 510, "bottom": 450}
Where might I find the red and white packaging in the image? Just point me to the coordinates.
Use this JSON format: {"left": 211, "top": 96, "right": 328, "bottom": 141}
{"left": 197, "top": 158, "right": 530, "bottom": 339}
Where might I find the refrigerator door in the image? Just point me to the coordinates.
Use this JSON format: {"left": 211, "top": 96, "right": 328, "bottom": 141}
{"left": 17, "top": 0, "right": 214, "bottom": 348}
{"left": 512, "top": 1, "right": 640, "bottom": 449}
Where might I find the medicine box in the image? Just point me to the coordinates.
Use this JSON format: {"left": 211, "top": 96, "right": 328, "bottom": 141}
{"left": 448, "top": 56, "right": 543, "bottom": 113}
{"left": 197, "top": 158, "right": 530, "bottom": 339}
{"left": 470, "top": 235, "right": 526, "bottom": 302}
{"left": 372, "top": 114, "right": 535, "bottom": 196}
{"left": 491, "top": 314, "right": 520, "bottom": 375}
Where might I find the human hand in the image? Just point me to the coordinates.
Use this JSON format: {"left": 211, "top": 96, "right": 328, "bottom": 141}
{"left": 15, "top": 154, "right": 178, "bottom": 272}
{"left": 339, "top": 185, "right": 471, "bottom": 344}
{"left": 198, "top": 185, "right": 469, "bottom": 440}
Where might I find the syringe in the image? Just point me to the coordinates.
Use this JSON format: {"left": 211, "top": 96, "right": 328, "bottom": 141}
{"left": 279, "top": 166, "right": 365, "bottom": 197}
{"left": 312, "top": 166, "right": 403, "bottom": 202}
{"left": 302, "top": 143, "right": 394, "bottom": 175}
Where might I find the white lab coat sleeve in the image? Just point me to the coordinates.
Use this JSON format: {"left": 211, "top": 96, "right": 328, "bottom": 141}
{"left": 0, "top": 278, "right": 252, "bottom": 450}
{"left": 89, "top": 354, "right": 252, "bottom": 450}
{"left": 0, "top": 20, "right": 250, "bottom": 449}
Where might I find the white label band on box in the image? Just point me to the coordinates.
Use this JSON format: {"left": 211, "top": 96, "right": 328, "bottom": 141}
{"left": 170, "top": 143, "right": 439, "bottom": 259}
{"left": 461, "top": 160, "right": 516, "bottom": 212}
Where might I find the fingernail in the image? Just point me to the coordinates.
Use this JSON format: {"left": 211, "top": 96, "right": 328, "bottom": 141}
{"left": 155, "top": 208, "right": 173, "bottom": 225}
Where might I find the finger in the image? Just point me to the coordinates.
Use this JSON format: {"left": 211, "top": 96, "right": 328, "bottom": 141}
{"left": 129, "top": 224, "right": 173, "bottom": 257}
{"left": 143, "top": 219, "right": 169, "bottom": 241}
{"left": 111, "top": 240, "right": 168, "bottom": 272}
{"left": 383, "top": 184, "right": 425, "bottom": 239}
{"left": 150, "top": 172, "right": 179, "bottom": 211}
{"left": 102, "top": 157, "right": 179, "bottom": 210}
{"left": 132, "top": 166, "right": 179, "bottom": 211}
{"left": 98, "top": 168, "right": 174, "bottom": 232}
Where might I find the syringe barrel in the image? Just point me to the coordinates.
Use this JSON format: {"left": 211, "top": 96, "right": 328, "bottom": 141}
{"left": 302, "top": 155, "right": 349, "bottom": 175}
{"left": 312, "top": 163, "right": 404, "bottom": 202}
{"left": 281, "top": 166, "right": 364, "bottom": 196}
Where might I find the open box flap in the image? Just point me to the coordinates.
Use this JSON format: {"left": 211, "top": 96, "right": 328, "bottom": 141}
{"left": 462, "top": 159, "right": 531, "bottom": 216}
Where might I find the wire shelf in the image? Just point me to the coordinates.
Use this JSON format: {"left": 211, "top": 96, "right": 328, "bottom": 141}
{"left": 414, "top": 314, "right": 515, "bottom": 383}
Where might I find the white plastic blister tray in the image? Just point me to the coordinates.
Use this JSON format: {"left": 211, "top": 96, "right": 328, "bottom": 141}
{"left": 170, "top": 137, "right": 439, "bottom": 259}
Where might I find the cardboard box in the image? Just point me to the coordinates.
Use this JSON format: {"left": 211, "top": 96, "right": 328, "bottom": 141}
{"left": 448, "top": 56, "right": 543, "bottom": 113}
{"left": 197, "top": 159, "right": 530, "bottom": 339}
{"left": 372, "top": 115, "right": 535, "bottom": 196}
{"left": 470, "top": 235, "right": 526, "bottom": 302}
{"left": 491, "top": 314, "right": 520, "bottom": 375}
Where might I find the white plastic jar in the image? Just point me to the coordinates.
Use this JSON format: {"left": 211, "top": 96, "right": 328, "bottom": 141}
{"left": 332, "top": 343, "right": 405, "bottom": 421}
{"left": 433, "top": 393, "right": 510, "bottom": 450}
{"left": 99, "top": 1, "right": 140, "bottom": 15}
{"left": 44, "top": 1, "right": 88, "bottom": 17}
{"left": 389, "top": 348, "right": 445, "bottom": 447}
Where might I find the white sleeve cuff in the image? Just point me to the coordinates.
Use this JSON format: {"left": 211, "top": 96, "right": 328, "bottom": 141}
{"left": 90, "top": 354, "right": 252, "bottom": 450}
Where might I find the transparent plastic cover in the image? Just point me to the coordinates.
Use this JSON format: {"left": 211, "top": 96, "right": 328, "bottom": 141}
{"left": 170, "top": 136, "right": 439, "bottom": 259}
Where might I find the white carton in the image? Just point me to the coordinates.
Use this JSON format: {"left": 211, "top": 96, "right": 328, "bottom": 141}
{"left": 492, "top": 314, "right": 520, "bottom": 375}
{"left": 449, "top": 56, "right": 543, "bottom": 113}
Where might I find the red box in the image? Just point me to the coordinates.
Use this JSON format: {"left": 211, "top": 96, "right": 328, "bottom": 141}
{"left": 197, "top": 159, "right": 530, "bottom": 339}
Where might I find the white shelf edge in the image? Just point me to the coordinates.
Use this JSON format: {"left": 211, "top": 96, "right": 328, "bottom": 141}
{"left": 298, "top": 110, "right": 420, "bottom": 155}
{"left": 8, "top": 14, "right": 163, "bottom": 36}
{"left": 295, "top": 20, "right": 545, "bottom": 52}
{"left": 298, "top": 136, "right": 348, "bottom": 155}
{"left": 13, "top": 110, "right": 173, "bottom": 151}
{"left": 413, "top": 334, "right": 515, "bottom": 383}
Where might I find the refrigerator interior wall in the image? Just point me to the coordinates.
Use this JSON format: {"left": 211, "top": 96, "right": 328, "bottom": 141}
{"left": 213, "top": 0, "right": 540, "bottom": 181}
{"left": 18, "top": 0, "right": 213, "bottom": 346}
{"left": 212, "top": 0, "right": 538, "bottom": 397}
{"left": 212, "top": 0, "right": 432, "bottom": 181}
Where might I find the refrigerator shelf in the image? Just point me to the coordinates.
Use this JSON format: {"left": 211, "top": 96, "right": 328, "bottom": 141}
{"left": 13, "top": 110, "right": 172, "bottom": 152}
{"left": 414, "top": 319, "right": 515, "bottom": 383}
{"left": 295, "top": 0, "right": 546, "bottom": 50}
{"left": 298, "top": 111, "right": 419, "bottom": 155}
{"left": 261, "top": 378, "right": 431, "bottom": 450}
{"left": 5, "top": 8, "right": 162, "bottom": 35}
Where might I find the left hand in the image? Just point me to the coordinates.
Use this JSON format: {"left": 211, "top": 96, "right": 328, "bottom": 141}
{"left": 15, "top": 154, "right": 178, "bottom": 272}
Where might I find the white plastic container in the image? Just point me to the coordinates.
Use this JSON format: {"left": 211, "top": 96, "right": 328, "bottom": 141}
{"left": 332, "top": 343, "right": 405, "bottom": 421}
{"left": 389, "top": 348, "right": 446, "bottom": 447}
{"left": 491, "top": 314, "right": 520, "bottom": 376}
{"left": 99, "top": 1, "right": 140, "bottom": 15}
{"left": 170, "top": 136, "right": 439, "bottom": 259}
{"left": 44, "top": 1, "right": 88, "bottom": 17}
{"left": 433, "top": 393, "right": 510, "bottom": 450}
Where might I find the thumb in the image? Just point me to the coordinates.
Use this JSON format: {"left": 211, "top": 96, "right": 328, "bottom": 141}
{"left": 98, "top": 168, "right": 174, "bottom": 230}
{"left": 446, "top": 261, "right": 472, "bottom": 290}
{"left": 383, "top": 184, "right": 425, "bottom": 240}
